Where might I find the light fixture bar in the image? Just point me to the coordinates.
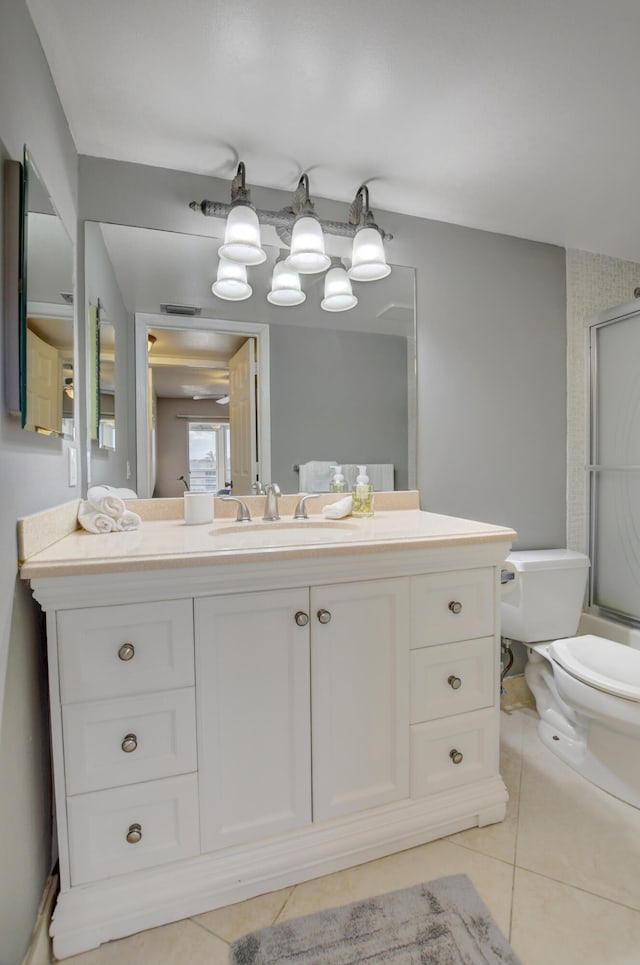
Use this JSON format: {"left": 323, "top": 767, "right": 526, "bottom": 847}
{"left": 191, "top": 199, "right": 391, "bottom": 240}
{"left": 190, "top": 171, "right": 392, "bottom": 242}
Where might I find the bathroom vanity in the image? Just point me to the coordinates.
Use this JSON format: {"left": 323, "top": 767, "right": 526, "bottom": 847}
{"left": 19, "top": 497, "right": 515, "bottom": 958}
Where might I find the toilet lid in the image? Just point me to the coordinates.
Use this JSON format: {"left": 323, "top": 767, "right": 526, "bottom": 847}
{"left": 549, "top": 635, "right": 640, "bottom": 702}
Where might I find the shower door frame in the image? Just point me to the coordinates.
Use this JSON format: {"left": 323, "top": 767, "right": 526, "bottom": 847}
{"left": 587, "top": 299, "right": 640, "bottom": 628}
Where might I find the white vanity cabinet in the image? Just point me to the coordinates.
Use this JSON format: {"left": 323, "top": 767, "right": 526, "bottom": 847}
{"left": 196, "top": 578, "right": 409, "bottom": 854}
{"left": 25, "top": 527, "right": 513, "bottom": 959}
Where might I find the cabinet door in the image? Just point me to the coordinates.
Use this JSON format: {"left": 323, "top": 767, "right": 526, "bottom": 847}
{"left": 311, "top": 578, "right": 410, "bottom": 822}
{"left": 196, "top": 588, "right": 311, "bottom": 852}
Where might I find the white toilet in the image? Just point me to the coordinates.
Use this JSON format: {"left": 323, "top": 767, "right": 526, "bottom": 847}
{"left": 501, "top": 549, "right": 640, "bottom": 808}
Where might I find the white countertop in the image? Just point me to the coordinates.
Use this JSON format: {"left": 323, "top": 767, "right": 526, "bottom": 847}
{"left": 19, "top": 509, "right": 517, "bottom": 579}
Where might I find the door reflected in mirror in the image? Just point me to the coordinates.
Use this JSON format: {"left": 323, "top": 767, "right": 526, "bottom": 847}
{"left": 22, "top": 147, "right": 74, "bottom": 437}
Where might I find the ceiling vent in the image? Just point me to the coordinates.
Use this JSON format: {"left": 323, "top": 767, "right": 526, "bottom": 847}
{"left": 161, "top": 304, "right": 202, "bottom": 316}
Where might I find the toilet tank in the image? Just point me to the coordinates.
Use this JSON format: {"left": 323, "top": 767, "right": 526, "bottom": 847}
{"left": 500, "top": 550, "right": 590, "bottom": 643}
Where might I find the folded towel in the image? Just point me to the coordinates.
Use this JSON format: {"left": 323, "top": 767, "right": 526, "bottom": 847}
{"left": 322, "top": 495, "right": 353, "bottom": 519}
{"left": 87, "top": 485, "right": 126, "bottom": 519}
{"left": 78, "top": 500, "right": 116, "bottom": 533}
{"left": 114, "top": 510, "right": 142, "bottom": 531}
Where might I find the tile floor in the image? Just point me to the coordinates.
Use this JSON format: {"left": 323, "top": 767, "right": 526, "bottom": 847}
{"left": 58, "top": 704, "right": 640, "bottom": 965}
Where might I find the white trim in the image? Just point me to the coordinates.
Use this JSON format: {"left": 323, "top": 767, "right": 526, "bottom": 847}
{"left": 20, "top": 874, "right": 57, "bottom": 965}
{"left": 27, "top": 301, "right": 74, "bottom": 320}
{"left": 50, "top": 777, "right": 507, "bottom": 959}
{"left": 134, "top": 313, "right": 271, "bottom": 498}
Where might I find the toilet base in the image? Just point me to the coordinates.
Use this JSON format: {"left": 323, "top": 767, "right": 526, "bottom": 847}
{"left": 525, "top": 651, "right": 640, "bottom": 809}
{"left": 536, "top": 716, "right": 640, "bottom": 809}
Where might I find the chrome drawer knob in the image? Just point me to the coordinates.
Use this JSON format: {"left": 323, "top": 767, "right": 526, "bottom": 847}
{"left": 448, "top": 601, "right": 462, "bottom": 615}
{"left": 126, "top": 822, "right": 142, "bottom": 844}
{"left": 118, "top": 643, "right": 135, "bottom": 661}
{"left": 448, "top": 675, "right": 462, "bottom": 690}
{"left": 450, "top": 749, "right": 464, "bottom": 765}
{"left": 317, "top": 609, "right": 332, "bottom": 624}
{"left": 121, "top": 733, "right": 138, "bottom": 753}
{"left": 295, "top": 611, "right": 309, "bottom": 627}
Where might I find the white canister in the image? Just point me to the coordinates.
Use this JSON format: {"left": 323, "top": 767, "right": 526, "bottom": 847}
{"left": 183, "top": 491, "right": 214, "bottom": 525}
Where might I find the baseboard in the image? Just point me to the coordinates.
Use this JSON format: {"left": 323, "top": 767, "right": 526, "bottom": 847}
{"left": 500, "top": 673, "right": 535, "bottom": 710}
{"left": 21, "top": 873, "right": 58, "bottom": 965}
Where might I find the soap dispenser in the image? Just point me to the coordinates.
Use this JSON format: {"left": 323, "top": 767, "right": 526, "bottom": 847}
{"left": 352, "top": 465, "right": 374, "bottom": 517}
{"left": 329, "top": 465, "right": 348, "bottom": 493}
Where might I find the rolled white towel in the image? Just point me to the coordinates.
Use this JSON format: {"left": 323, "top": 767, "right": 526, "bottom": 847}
{"left": 78, "top": 500, "right": 115, "bottom": 533}
{"left": 114, "top": 510, "right": 142, "bottom": 531}
{"left": 322, "top": 495, "right": 353, "bottom": 519}
{"left": 87, "top": 485, "right": 126, "bottom": 520}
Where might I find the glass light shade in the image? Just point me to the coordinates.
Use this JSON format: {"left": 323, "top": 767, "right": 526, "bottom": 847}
{"left": 347, "top": 226, "right": 391, "bottom": 281}
{"left": 218, "top": 204, "right": 266, "bottom": 266}
{"left": 286, "top": 216, "right": 331, "bottom": 274}
{"left": 321, "top": 267, "right": 358, "bottom": 312}
{"left": 267, "top": 261, "right": 306, "bottom": 306}
{"left": 211, "top": 257, "right": 252, "bottom": 301}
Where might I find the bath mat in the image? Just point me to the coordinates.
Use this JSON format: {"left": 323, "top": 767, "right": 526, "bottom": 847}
{"left": 230, "top": 873, "right": 521, "bottom": 964}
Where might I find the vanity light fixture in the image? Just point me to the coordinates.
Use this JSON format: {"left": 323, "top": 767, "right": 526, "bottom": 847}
{"left": 348, "top": 185, "right": 391, "bottom": 281}
{"left": 211, "top": 256, "right": 252, "bottom": 301}
{"left": 191, "top": 162, "right": 393, "bottom": 313}
{"left": 267, "top": 260, "right": 306, "bottom": 306}
{"left": 321, "top": 265, "right": 358, "bottom": 313}
{"left": 285, "top": 174, "right": 331, "bottom": 275}
{"left": 217, "top": 162, "right": 267, "bottom": 266}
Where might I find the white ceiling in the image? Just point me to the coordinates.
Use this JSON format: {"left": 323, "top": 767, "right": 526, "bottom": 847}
{"left": 27, "top": 0, "right": 640, "bottom": 261}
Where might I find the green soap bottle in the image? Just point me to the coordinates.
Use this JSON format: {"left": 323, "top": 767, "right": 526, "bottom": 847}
{"left": 329, "top": 465, "right": 348, "bottom": 493}
{"left": 352, "top": 465, "right": 374, "bottom": 517}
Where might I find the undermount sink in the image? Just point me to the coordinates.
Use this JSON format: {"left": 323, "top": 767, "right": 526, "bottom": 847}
{"left": 209, "top": 519, "right": 357, "bottom": 547}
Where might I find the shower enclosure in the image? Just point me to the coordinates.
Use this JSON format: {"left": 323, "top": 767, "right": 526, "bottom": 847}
{"left": 588, "top": 301, "right": 640, "bottom": 626}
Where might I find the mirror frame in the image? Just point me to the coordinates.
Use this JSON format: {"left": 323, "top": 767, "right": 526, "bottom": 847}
{"left": 2, "top": 157, "right": 23, "bottom": 416}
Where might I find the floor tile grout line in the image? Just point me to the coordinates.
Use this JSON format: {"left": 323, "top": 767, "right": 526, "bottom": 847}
{"left": 272, "top": 885, "right": 297, "bottom": 925}
{"left": 512, "top": 863, "right": 640, "bottom": 915}
{"left": 189, "top": 916, "right": 231, "bottom": 946}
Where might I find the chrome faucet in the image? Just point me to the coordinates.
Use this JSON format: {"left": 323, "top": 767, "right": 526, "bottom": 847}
{"left": 263, "top": 483, "right": 281, "bottom": 521}
{"left": 220, "top": 496, "right": 252, "bottom": 522}
{"left": 293, "top": 493, "right": 320, "bottom": 520}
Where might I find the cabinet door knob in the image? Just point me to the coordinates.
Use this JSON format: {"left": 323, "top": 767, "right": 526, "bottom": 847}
{"left": 448, "top": 675, "right": 462, "bottom": 690}
{"left": 121, "top": 733, "right": 138, "bottom": 753}
{"left": 448, "top": 600, "right": 462, "bottom": 615}
{"left": 126, "top": 822, "right": 142, "bottom": 844}
{"left": 295, "top": 611, "right": 309, "bottom": 627}
{"left": 317, "top": 609, "right": 332, "bottom": 624}
{"left": 449, "top": 749, "right": 464, "bottom": 765}
{"left": 118, "top": 643, "right": 135, "bottom": 661}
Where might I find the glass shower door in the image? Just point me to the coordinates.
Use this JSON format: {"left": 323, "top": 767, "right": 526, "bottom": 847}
{"left": 589, "top": 308, "right": 640, "bottom": 625}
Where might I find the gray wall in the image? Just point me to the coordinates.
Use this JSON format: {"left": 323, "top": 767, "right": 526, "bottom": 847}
{"left": 0, "top": 2, "right": 78, "bottom": 962}
{"left": 79, "top": 156, "right": 567, "bottom": 547}
{"left": 270, "top": 324, "right": 409, "bottom": 493}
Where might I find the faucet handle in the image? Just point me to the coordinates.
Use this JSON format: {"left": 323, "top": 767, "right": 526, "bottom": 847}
{"left": 293, "top": 493, "right": 320, "bottom": 520}
{"left": 220, "top": 496, "right": 252, "bottom": 522}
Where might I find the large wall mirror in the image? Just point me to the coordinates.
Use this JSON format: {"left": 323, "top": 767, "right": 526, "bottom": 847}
{"left": 21, "top": 147, "right": 74, "bottom": 436}
{"left": 85, "top": 222, "right": 416, "bottom": 497}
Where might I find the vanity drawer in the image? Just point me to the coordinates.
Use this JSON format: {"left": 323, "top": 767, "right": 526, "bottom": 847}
{"left": 67, "top": 773, "right": 200, "bottom": 885}
{"left": 411, "top": 568, "right": 494, "bottom": 647}
{"left": 62, "top": 688, "right": 197, "bottom": 795}
{"left": 410, "top": 637, "right": 495, "bottom": 723}
{"left": 410, "top": 707, "right": 498, "bottom": 797}
{"left": 57, "top": 600, "right": 194, "bottom": 703}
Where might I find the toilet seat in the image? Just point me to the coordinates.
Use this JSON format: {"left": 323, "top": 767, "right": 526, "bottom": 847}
{"left": 549, "top": 635, "right": 640, "bottom": 702}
